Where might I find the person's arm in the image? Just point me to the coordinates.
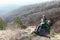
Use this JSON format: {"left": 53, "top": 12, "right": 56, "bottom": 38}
{"left": 40, "top": 19, "right": 44, "bottom": 24}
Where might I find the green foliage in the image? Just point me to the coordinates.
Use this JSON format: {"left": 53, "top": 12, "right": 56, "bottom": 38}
{"left": 0, "top": 18, "right": 7, "bottom": 30}
{"left": 14, "top": 17, "right": 27, "bottom": 29}
{"left": 50, "top": 29, "right": 55, "bottom": 37}
{"left": 14, "top": 17, "right": 22, "bottom": 25}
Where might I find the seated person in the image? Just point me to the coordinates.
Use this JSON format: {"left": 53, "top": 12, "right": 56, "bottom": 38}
{"left": 40, "top": 15, "right": 50, "bottom": 29}
{"left": 35, "top": 15, "right": 50, "bottom": 33}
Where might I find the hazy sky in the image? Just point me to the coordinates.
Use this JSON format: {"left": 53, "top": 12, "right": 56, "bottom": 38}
{"left": 0, "top": 0, "right": 52, "bottom": 4}
{"left": 0, "top": 0, "right": 53, "bottom": 7}
{"left": 0, "top": 0, "right": 53, "bottom": 14}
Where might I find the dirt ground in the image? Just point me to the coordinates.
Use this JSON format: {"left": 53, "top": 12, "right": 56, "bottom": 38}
{"left": 0, "top": 26, "right": 59, "bottom": 40}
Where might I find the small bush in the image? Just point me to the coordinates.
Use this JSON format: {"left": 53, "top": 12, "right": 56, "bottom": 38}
{"left": 0, "top": 18, "right": 7, "bottom": 30}
{"left": 14, "top": 17, "right": 27, "bottom": 29}
{"left": 50, "top": 29, "right": 55, "bottom": 37}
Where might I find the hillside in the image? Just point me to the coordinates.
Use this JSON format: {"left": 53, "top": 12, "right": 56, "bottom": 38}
{"left": 0, "top": 1, "right": 60, "bottom": 33}
{"left": 0, "top": 1, "right": 60, "bottom": 40}
{"left": 2, "top": 1, "right": 60, "bottom": 22}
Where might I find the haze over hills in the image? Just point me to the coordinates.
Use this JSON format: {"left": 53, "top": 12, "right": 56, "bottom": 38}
{"left": 0, "top": 0, "right": 51, "bottom": 15}
{"left": 2, "top": 1, "right": 60, "bottom": 23}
